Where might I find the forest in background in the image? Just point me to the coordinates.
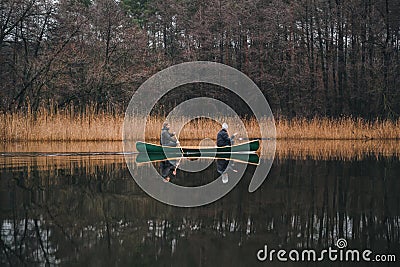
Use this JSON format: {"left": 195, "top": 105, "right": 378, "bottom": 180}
{"left": 1, "top": 0, "right": 399, "bottom": 119}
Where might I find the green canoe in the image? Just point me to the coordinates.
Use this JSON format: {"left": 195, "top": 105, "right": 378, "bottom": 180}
{"left": 135, "top": 140, "right": 259, "bottom": 154}
{"left": 135, "top": 152, "right": 260, "bottom": 165}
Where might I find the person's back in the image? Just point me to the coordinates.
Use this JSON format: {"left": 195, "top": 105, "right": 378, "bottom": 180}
{"left": 216, "top": 123, "right": 231, "bottom": 147}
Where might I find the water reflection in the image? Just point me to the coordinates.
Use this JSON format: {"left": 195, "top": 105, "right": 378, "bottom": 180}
{"left": 1, "top": 142, "right": 400, "bottom": 266}
{"left": 2, "top": 139, "right": 400, "bottom": 160}
{"left": 160, "top": 160, "right": 177, "bottom": 182}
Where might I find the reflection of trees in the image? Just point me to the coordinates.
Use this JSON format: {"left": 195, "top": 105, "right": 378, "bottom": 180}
{"left": 1, "top": 218, "right": 58, "bottom": 265}
{"left": 1, "top": 156, "right": 399, "bottom": 265}
{"left": 264, "top": 158, "right": 400, "bottom": 252}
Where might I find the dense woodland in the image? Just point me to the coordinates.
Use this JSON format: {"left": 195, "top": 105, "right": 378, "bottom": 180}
{"left": 0, "top": 0, "right": 399, "bottom": 118}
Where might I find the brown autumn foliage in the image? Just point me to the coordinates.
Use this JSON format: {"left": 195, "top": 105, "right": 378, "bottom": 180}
{"left": 0, "top": 0, "right": 399, "bottom": 119}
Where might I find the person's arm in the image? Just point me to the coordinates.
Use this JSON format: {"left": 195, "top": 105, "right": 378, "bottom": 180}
{"left": 165, "top": 131, "right": 177, "bottom": 143}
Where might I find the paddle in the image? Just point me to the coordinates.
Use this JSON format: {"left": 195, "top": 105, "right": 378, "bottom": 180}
{"left": 172, "top": 135, "right": 183, "bottom": 176}
{"left": 237, "top": 137, "right": 273, "bottom": 141}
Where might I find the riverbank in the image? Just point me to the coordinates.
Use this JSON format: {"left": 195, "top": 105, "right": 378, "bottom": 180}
{"left": 1, "top": 107, "right": 399, "bottom": 141}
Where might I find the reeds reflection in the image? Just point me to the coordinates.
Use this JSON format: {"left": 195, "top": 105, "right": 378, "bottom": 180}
{"left": 2, "top": 140, "right": 400, "bottom": 162}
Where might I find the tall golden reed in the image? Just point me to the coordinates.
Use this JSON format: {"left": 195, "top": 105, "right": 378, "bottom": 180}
{"left": 276, "top": 117, "right": 400, "bottom": 140}
{"left": 1, "top": 105, "right": 400, "bottom": 141}
{"left": 1, "top": 104, "right": 123, "bottom": 141}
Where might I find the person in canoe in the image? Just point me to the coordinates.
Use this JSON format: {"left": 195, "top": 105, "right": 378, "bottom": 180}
{"left": 216, "top": 123, "right": 238, "bottom": 181}
{"left": 216, "top": 123, "right": 237, "bottom": 147}
{"left": 160, "top": 122, "right": 179, "bottom": 147}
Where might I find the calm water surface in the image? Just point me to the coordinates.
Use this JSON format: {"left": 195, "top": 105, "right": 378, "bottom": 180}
{"left": 1, "top": 141, "right": 400, "bottom": 266}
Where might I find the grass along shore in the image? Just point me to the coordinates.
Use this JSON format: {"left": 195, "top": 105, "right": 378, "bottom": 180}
{"left": 1, "top": 107, "right": 400, "bottom": 141}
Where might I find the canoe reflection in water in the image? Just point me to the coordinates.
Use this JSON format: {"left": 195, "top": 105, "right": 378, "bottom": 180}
{"left": 135, "top": 152, "right": 259, "bottom": 183}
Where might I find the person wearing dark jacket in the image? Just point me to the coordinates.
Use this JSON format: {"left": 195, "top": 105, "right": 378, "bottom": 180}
{"left": 160, "top": 122, "right": 179, "bottom": 147}
{"left": 216, "top": 123, "right": 237, "bottom": 182}
{"left": 216, "top": 123, "right": 236, "bottom": 147}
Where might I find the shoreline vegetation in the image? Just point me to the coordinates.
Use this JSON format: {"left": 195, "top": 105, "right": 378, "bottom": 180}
{"left": 1, "top": 105, "right": 400, "bottom": 142}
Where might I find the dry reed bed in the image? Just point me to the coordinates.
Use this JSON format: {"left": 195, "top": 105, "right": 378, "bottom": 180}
{"left": 1, "top": 107, "right": 123, "bottom": 141}
{"left": 276, "top": 117, "right": 400, "bottom": 140}
{"left": 1, "top": 108, "right": 400, "bottom": 141}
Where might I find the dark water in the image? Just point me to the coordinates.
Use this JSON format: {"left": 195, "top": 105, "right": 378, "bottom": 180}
{"left": 1, "top": 148, "right": 400, "bottom": 266}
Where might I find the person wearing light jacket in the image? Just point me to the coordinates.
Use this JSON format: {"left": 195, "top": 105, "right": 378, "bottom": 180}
{"left": 160, "top": 122, "right": 178, "bottom": 147}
